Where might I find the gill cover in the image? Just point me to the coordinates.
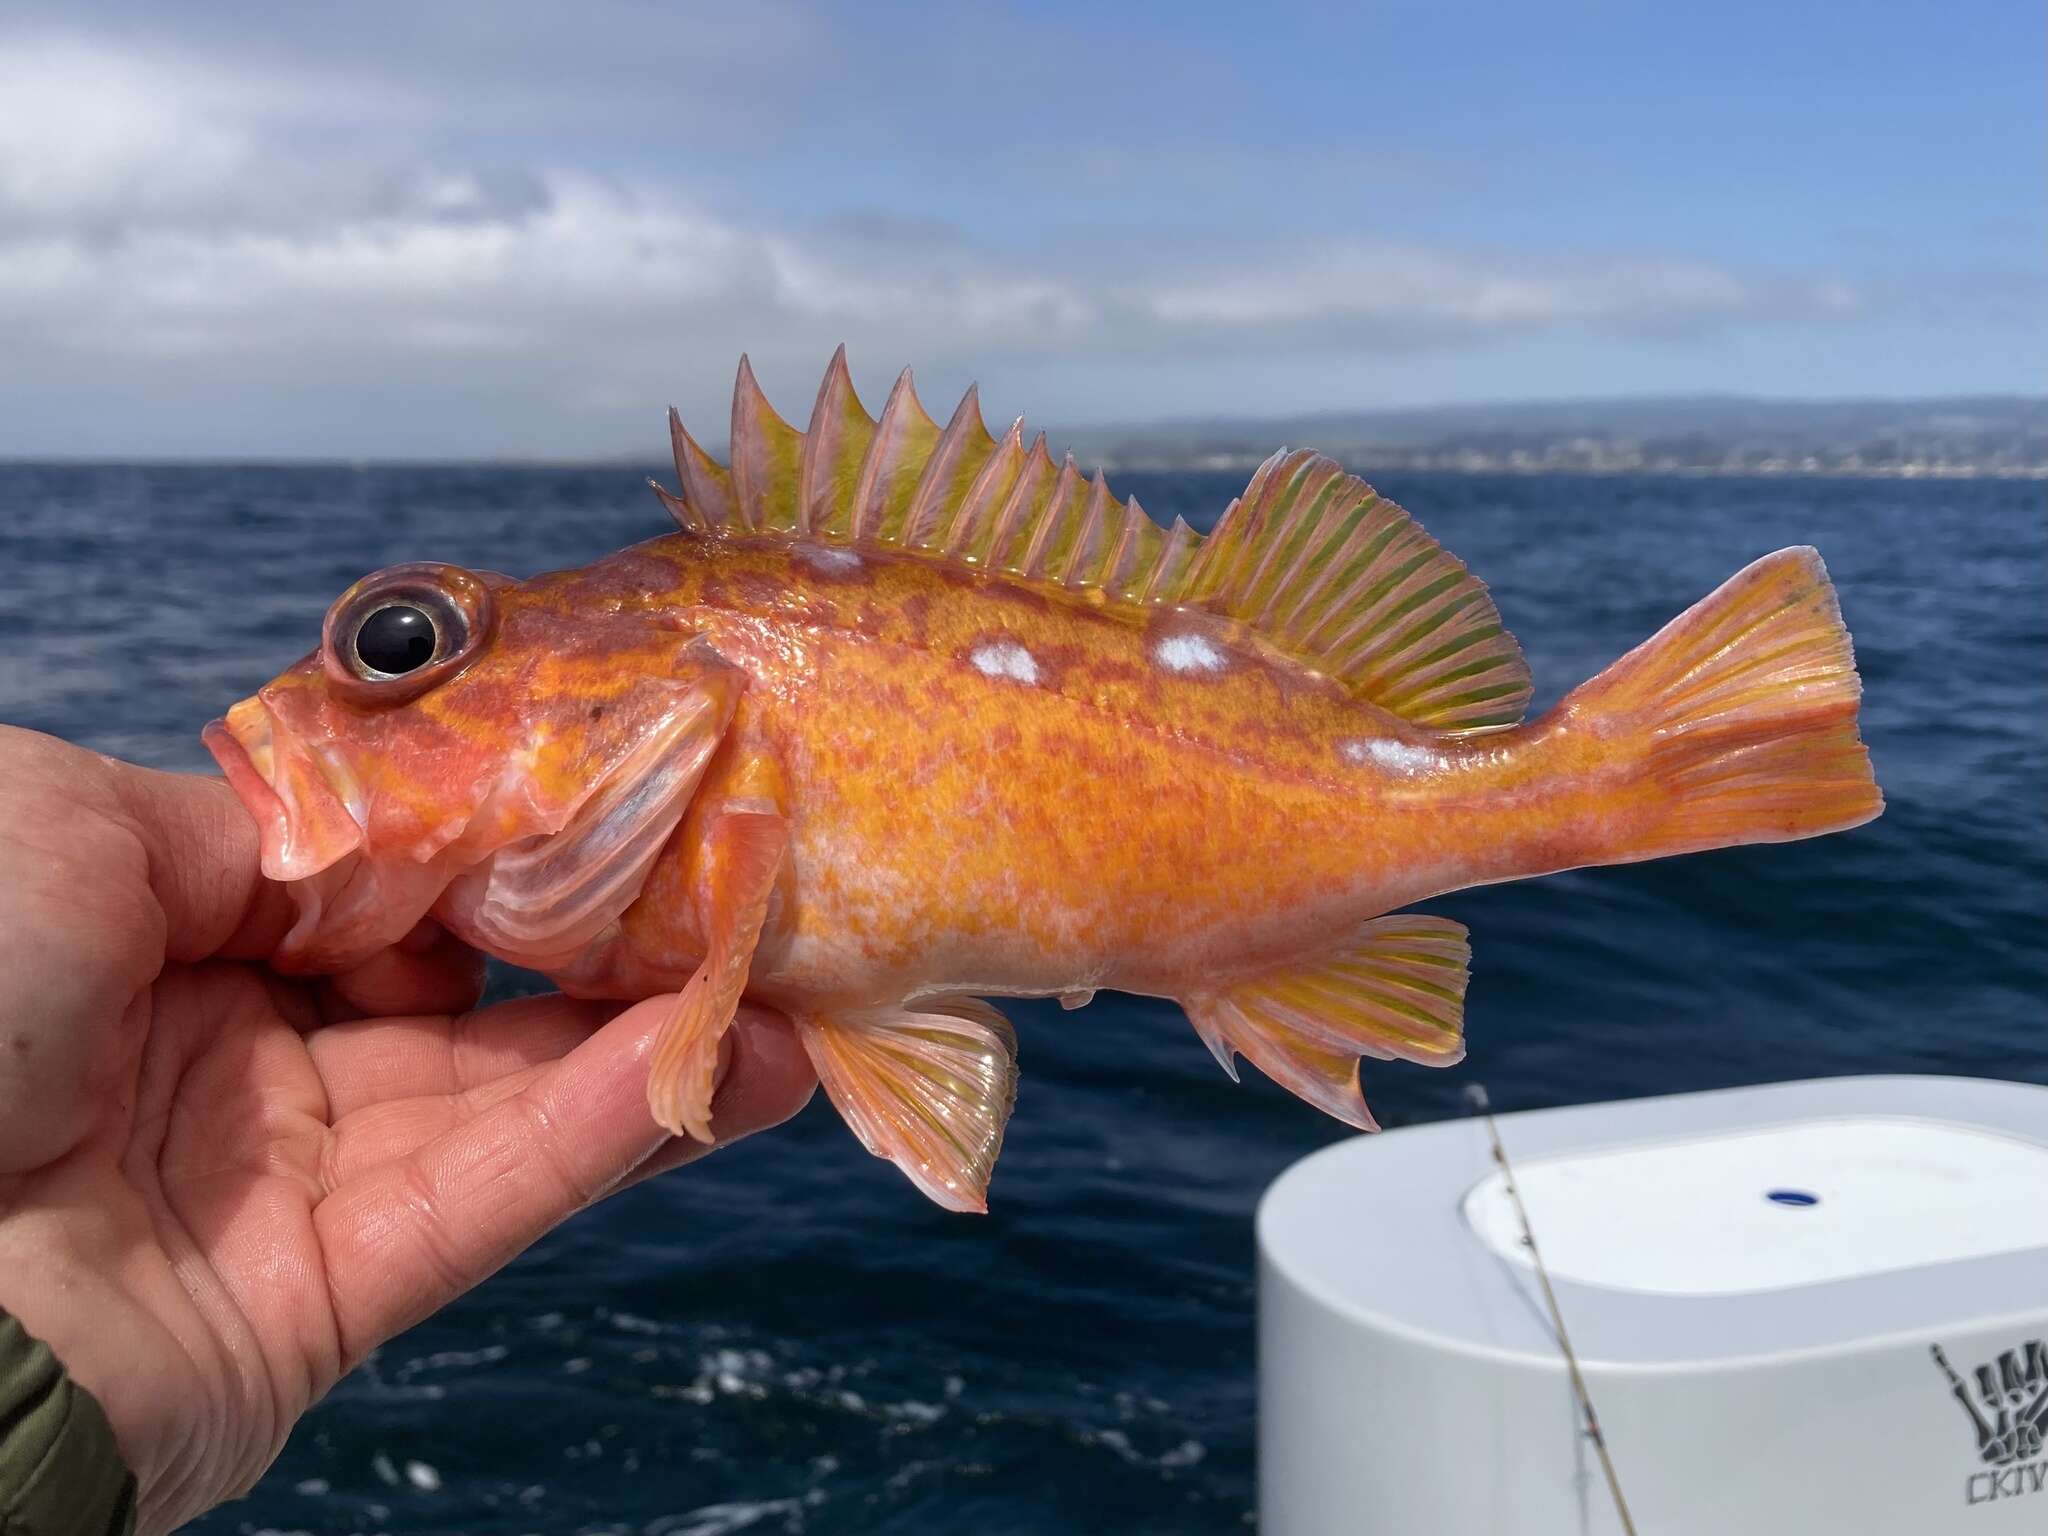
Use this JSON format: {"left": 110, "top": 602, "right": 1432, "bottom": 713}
{"left": 205, "top": 559, "right": 742, "bottom": 973}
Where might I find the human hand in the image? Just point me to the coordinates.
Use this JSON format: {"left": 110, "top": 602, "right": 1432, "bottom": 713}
{"left": 1933, "top": 1341, "right": 2048, "bottom": 1466}
{"left": 1974, "top": 1343, "right": 2048, "bottom": 1465}
{"left": 0, "top": 726, "right": 816, "bottom": 1534}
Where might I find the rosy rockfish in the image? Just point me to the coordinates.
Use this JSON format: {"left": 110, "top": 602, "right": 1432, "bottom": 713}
{"left": 205, "top": 351, "right": 1882, "bottom": 1210}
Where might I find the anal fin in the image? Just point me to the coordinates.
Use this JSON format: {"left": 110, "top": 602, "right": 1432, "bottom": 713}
{"left": 1185, "top": 914, "right": 1469, "bottom": 1132}
{"left": 795, "top": 997, "right": 1019, "bottom": 1213}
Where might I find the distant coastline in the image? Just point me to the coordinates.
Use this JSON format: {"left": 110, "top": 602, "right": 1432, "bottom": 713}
{"left": 1092, "top": 453, "right": 2046, "bottom": 481}
{"left": 6, "top": 396, "right": 2041, "bottom": 479}
{"left": 1059, "top": 394, "right": 2048, "bottom": 481}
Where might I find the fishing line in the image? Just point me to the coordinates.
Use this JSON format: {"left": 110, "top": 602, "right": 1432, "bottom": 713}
{"left": 1465, "top": 1083, "right": 1639, "bottom": 1536}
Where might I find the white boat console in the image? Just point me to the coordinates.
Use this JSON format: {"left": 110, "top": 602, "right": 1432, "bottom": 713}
{"left": 1258, "top": 1075, "right": 2048, "bottom": 1534}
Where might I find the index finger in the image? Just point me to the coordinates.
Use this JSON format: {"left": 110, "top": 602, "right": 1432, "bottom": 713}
{"left": 313, "top": 998, "right": 816, "bottom": 1366}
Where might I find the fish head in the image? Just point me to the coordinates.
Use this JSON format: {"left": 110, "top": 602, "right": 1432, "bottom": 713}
{"left": 205, "top": 559, "right": 736, "bottom": 972}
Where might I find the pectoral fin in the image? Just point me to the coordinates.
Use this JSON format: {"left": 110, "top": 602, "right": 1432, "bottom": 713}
{"left": 647, "top": 796, "right": 791, "bottom": 1144}
{"left": 795, "top": 998, "right": 1019, "bottom": 1213}
{"left": 1184, "top": 914, "right": 1469, "bottom": 1132}
{"left": 441, "top": 671, "right": 740, "bottom": 968}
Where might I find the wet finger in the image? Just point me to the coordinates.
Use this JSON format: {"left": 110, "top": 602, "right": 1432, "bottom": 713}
{"left": 314, "top": 995, "right": 814, "bottom": 1365}
{"left": 308, "top": 993, "right": 613, "bottom": 1119}
{"left": 319, "top": 922, "right": 487, "bottom": 1022}
{"left": 316, "top": 992, "right": 683, "bottom": 1362}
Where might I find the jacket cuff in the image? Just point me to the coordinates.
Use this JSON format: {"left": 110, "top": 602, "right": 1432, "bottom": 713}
{"left": 0, "top": 1308, "right": 137, "bottom": 1536}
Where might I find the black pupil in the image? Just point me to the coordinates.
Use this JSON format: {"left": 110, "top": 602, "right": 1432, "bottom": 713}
{"left": 355, "top": 605, "right": 438, "bottom": 675}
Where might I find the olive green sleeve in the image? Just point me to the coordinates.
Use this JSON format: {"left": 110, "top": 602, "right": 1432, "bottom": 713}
{"left": 0, "top": 1309, "right": 136, "bottom": 1536}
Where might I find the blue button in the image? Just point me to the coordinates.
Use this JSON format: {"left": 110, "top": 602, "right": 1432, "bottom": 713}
{"left": 1766, "top": 1189, "right": 1820, "bottom": 1207}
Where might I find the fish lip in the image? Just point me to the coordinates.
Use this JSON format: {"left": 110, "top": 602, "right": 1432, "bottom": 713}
{"left": 202, "top": 701, "right": 365, "bottom": 881}
{"left": 202, "top": 715, "right": 287, "bottom": 853}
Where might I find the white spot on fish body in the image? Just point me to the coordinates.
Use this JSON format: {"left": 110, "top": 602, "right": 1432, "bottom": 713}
{"left": 796, "top": 543, "right": 863, "bottom": 574}
{"left": 1340, "top": 737, "right": 1436, "bottom": 775}
{"left": 969, "top": 640, "right": 1039, "bottom": 685}
{"left": 1155, "top": 633, "right": 1228, "bottom": 674}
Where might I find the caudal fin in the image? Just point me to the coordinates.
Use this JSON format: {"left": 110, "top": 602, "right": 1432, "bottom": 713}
{"left": 1566, "top": 546, "right": 1881, "bottom": 859}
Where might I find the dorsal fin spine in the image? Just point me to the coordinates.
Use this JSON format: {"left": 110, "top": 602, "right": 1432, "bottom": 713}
{"left": 651, "top": 479, "right": 695, "bottom": 531}
{"left": 852, "top": 369, "right": 940, "bottom": 545}
{"left": 948, "top": 419, "right": 1028, "bottom": 565}
{"left": 904, "top": 385, "right": 997, "bottom": 552}
{"left": 730, "top": 356, "right": 807, "bottom": 534}
{"left": 1140, "top": 517, "right": 1200, "bottom": 605}
{"left": 1104, "top": 500, "right": 1163, "bottom": 598}
{"left": 987, "top": 433, "right": 1058, "bottom": 573}
{"left": 799, "top": 346, "right": 875, "bottom": 538}
{"left": 1055, "top": 470, "right": 1114, "bottom": 586}
{"left": 1018, "top": 454, "right": 1082, "bottom": 578}
{"left": 668, "top": 407, "right": 733, "bottom": 530}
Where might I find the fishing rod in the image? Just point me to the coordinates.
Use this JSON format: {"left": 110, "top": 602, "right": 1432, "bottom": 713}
{"left": 1465, "top": 1083, "right": 1639, "bottom": 1536}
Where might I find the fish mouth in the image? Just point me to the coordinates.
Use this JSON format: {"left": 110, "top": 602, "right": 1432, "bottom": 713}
{"left": 203, "top": 697, "right": 366, "bottom": 882}
{"left": 205, "top": 697, "right": 440, "bottom": 971}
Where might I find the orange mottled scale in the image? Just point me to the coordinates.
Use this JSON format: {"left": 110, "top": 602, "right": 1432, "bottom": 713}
{"left": 580, "top": 536, "right": 1472, "bottom": 1004}
{"left": 205, "top": 351, "right": 1883, "bottom": 1212}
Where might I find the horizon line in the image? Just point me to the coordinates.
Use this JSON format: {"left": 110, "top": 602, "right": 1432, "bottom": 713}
{"left": 0, "top": 388, "right": 2038, "bottom": 470}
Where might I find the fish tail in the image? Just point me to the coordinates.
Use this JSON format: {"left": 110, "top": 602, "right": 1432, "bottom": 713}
{"left": 1561, "top": 546, "right": 1882, "bottom": 860}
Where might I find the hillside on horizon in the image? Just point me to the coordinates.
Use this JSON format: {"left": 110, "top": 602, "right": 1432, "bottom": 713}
{"left": 1054, "top": 393, "right": 2047, "bottom": 479}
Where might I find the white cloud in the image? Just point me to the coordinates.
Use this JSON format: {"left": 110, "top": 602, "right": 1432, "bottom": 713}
{"left": 0, "top": 30, "right": 1876, "bottom": 456}
{"left": 0, "top": 42, "right": 247, "bottom": 233}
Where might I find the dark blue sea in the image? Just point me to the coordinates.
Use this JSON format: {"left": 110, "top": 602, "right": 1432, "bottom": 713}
{"left": 3, "top": 463, "right": 2043, "bottom": 1534}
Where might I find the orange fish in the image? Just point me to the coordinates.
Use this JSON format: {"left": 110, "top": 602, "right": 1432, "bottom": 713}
{"left": 205, "top": 350, "right": 1883, "bottom": 1211}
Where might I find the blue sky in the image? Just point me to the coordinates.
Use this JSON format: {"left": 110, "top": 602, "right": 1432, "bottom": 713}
{"left": 0, "top": 0, "right": 2038, "bottom": 456}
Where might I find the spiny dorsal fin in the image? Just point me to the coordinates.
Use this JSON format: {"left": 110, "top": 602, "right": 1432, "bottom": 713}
{"left": 656, "top": 354, "right": 1530, "bottom": 733}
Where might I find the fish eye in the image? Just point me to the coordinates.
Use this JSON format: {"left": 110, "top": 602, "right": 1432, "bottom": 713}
{"left": 321, "top": 563, "right": 495, "bottom": 703}
{"left": 342, "top": 586, "right": 469, "bottom": 682}
{"left": 353, "top": 602, "right": 443, "bottom": 676}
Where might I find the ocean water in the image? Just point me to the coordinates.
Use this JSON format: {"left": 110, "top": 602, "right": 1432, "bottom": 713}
{"left": 2, "top": 462, "right": 2043, "bottom": 1534}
